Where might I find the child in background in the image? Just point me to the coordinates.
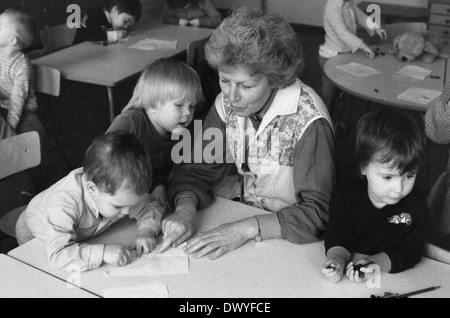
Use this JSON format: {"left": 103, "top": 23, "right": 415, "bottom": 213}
{"left": 162, "top": 0, "right": 222, "bottom": 28}
{"left": 318, "top": 0, "right": 387, "bottom": 109}
{"left": 74, "top": 0, "right": 142, "bottom": 44}
{"left": 15, "top": 131, "right": 164, "bottom": 272}
{"left": 107, "top": 58, "right": 203, "bottom": 212}
{"left": 0, "top": 9, "right": 44, "bottom": 138}
{"left": 322, "top": 109, "right": 429, "bottom": 284}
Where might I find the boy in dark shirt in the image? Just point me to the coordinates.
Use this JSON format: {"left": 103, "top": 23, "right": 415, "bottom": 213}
{"left": 322, "top": 109, "right": 429, "bottom": 283}
{"left": 74, "top": 0, "right": 141, "bottom": 44}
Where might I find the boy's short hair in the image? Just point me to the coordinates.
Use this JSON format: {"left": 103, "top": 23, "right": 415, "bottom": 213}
{"left": 356, "top": 108, "right": 424, "bottom": 175}
{"left": 83, "top": 131, "right": 152, "bottom": 195}
{"left": 104, "top": 0, "right": 142, "bottom": 21}
{"left": 123, "top": 57, "right": 204, "bottom": 111}
{"left": 3, "top": 9, "right": 36, "bottom": 49}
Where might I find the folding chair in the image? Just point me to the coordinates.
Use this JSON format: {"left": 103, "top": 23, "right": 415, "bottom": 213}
{"left": 0, "top": 132, "right": 41, "bottom": 238}
{"left": 186, "top": 36, "right": 219, "bottom": 116}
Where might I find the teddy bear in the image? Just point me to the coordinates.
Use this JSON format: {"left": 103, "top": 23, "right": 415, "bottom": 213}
{"left": 391, "top": 31, "right": 446, "bottom": 63}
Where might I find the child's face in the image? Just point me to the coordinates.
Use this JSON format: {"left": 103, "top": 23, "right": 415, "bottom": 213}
{"left": 109, "top": 7, "right": 136, "bottom": 30}
{"left": 147, "top": 98, "right": 195, "bottom": 136}
{"left": 0, "top": 14, "right": 14, "bottom": 47}
{"left": 89, "top": 182, "right": 146, "bottom": 219}
{"left": 362, "top": 160, "right": 416, "bottom": 209}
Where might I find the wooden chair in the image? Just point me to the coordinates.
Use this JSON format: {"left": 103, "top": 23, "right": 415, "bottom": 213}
{"left": 0, "top": 132, "right": 41, "bottom": 238}
{"left": 33, "top": 65, "right": 61, "bottom": 97}
{"left": 186, "top": 36, "right": 219, "bottom": 116}
{"left": 40, "top": 24, "right": 77, "bottom": 55}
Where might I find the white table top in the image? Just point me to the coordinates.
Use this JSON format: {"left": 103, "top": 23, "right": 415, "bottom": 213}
{"left": 8, "top": 197, "right": 450, "bottom": 298}
{"left": 0, "top": 254, "right": 98, "bottom": 298}
{"left": 324, "top": 44, "right": 448, "bottom": 112}
{"left": 31, "top": 22, "right": 213, "bottom": 87}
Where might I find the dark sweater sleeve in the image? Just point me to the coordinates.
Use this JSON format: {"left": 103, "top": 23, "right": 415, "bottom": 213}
{"left": 276, "top": 119, "right": 336, "bottom": 244}
{"left": 74, "top": 8, "right": 109, "bottom": 43}
{"left": 384, "top": 193, "right": 430, "bottom": 273}
{"left": 167, "top": 103, "right": 234, "bottom": 208}
{"left": 197, "top": 0, "right": 222, "bottom": 28}
{"left": 324, "top": 183, "right": 355, "bottom": 253}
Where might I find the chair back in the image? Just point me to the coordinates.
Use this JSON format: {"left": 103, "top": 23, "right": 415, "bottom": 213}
{"left": 0, "top": 132, "right": 41, "bottom": 180}
{"left": 381, "top": 22, "right": 428, "bottom": 44}
{"left": 427, "top": 150, "right": 450, "bottom": 234}
{"left": 186, "top": 36, "right": 210, "bottom": 66}
{"left": 33, "top": 65, "right": 61, "bottom": 97}
{"left": 40, "top": 24, "right": 77, "bottom": 55}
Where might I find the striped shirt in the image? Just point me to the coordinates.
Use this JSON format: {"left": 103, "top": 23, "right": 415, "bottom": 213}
{"left": 0, "top": 52, "right": 37, "bottom": 130}
{"left": 425, "top": 82, "right": 450, "bottom": 144}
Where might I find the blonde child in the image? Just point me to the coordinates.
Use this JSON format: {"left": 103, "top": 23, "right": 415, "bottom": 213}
{"left": 74, "top": 0, "right": 142, "bottom": 44}
{"left": 322, "top": 109, "right": 429, "bottom": 284}
{"left": 107, "top": 57, "right": 204, "bottom": 212}
{"left": 0, "top": 9, "right": 44, "bottom": 138}
{"left": 15, "top": 131, "right": 164, "bottom": 272}
{"left": 318, "top": 0, "right": 387, "bottom": 109}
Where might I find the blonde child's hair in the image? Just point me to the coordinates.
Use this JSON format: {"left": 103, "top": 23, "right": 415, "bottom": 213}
{"left": 123, "top": 58, "right": 204, "bottom": 112}
{"left": 3, "top": 9, "right": 36, "bottom": 49}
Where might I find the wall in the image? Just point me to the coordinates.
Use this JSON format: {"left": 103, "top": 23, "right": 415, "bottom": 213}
{"left": 215, "top": 0, "right": 429, "bottom": 27}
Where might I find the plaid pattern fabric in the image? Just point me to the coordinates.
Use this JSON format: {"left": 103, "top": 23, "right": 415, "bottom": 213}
{"left": 427, "top": 151, "right": 450, "bottom": 234}
{"left": 425, "top": 82, "right": 450, "bottom": 144}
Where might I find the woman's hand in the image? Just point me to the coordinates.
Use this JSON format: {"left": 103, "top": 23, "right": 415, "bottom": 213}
{"left": 183, "top": 217, "right": 258, "bottom": 260}
{"left": 156, "top": 197, "right": 197, "bottom": 253}
{"left": 321, "top": 259, "right": 346, "bottom": 283}
{"left": 179, "top": 18, "right": 189, "bottom": 26}
{"left": 189, "top": 18, "right": 200, "bottom": 27}
{"left": 361, "top": 43, "right": 375, "bottom": 59}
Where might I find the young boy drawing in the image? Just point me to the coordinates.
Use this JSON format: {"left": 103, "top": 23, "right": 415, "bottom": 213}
{"left": 15, "top": 131, "right": 164, "bottom": 272}
{"left": 74, "top": 0, "right": 142, "bottom": 44}
{"left": 107, "top": 57, "right": 204, "bottom": 212}
{"left": 322, "top": 109, "right": 429, "bottom": 283}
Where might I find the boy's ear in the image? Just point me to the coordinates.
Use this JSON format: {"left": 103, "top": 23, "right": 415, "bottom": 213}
{"left": 86, "top": 181, "right": 100, "bottom": 197}
{"left": 9, "top": 34, "right": 18, "bottom": 47}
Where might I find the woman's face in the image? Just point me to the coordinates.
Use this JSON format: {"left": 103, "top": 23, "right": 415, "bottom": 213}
{"left": 218, "top": 65, "right": 273, "bottom": 117}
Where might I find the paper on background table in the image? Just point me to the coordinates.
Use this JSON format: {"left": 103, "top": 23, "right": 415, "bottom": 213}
{"left": 397, "top": 87, "right": 442, "bottom": 105}
{"left": 129, "top": 38, "right": 177, "bottom": 51}
{"left": 103, "top": 281, "right": 169, "bottom": 298}
{"left": 397, "top": 65, "right": 433, "bottom": 80}
{"left": 335, "top": 63, "right": 381, "bottom": 78}
{"left": 104, "top": 244, "right": 188, "bottom": 277}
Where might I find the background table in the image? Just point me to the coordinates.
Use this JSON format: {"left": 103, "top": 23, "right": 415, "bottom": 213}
{"left": 0, "top": 254, "right": 98, "bottom": 298}
{"left": 31, "top": 22, "right": 213, "bottom": 122}
{"left": 7, "top": 197, "right": 450, "bottom": 298}
{"left": 324, "top": 44, "right": 448, "bottom": 112}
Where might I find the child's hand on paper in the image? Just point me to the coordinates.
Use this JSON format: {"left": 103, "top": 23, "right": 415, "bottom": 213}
{"left": 321, "top": 259, "right": 345, "bottom": 283}
{"left": 134, "top": 229, "right": 157, "bottom": 258}
{"left": 103, "top": 244, "right": 131, "bottom": 266}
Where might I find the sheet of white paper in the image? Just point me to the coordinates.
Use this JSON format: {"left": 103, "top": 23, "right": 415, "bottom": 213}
{"left": 104, "top": 245, "right": 189, "bottom": 277}
{"left": 335, "top": 63, "right": 381, "bottom": 78}
{"left": 103, "top": 282, "right": 169, "bottom": 298}
{"left": 397, "top": 87, "right": 442, "bottom": 105}
{"left": 129, "top": 38, "right": 177, "bottom": 51}
{"left": 397, "top": 65, "right": 432, "bottom": 80}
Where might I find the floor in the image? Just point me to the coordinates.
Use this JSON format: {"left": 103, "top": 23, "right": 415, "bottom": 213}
{"left": 1, "top": 25, "right": 448, "bottom": 253}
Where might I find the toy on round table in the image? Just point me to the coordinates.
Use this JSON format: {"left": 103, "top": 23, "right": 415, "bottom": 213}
{"left": 390, "top": 31, "right": 448, "bottom": 63}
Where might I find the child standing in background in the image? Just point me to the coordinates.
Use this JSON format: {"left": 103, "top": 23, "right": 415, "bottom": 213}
{"left": 318, "top": 0, "right": 387, "bottom": 109}
{"left": 162, "top": 0, "right": 222, "bottom": 28}
{"left": 107, "top": 58, "right": 203, "bottom": 212}
{"left": 322, "top": 109, "right": 429, "bottom": 284}
{"left": 15, "top": 131, "right": 164, "bottom": 272}
{"left": 74, "top": 0, "right": 142, "bottom": 44}
{"left": 0, "top": 9, "right": 44, "bottom": 139}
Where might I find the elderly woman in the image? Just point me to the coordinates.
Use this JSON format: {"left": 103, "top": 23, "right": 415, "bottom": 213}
{"left": 157, "top": 8, "right": 335, "bottom": 259}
